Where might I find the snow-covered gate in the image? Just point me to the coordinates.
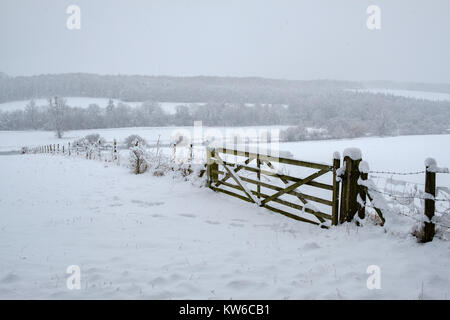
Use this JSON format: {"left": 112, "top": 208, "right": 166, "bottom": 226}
{"left": 206, "top": 147, "right": 341, "bottom": 227}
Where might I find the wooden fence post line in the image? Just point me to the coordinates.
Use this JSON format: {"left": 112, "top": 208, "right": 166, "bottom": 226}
{"left": 331, "top": 152, "right": 341, "bottom": 226}
{"left": 423, "top": 158, "right": 436, "bottom": 242}
{"left": 339, "top": 148, "right": 362, "bottom": 223}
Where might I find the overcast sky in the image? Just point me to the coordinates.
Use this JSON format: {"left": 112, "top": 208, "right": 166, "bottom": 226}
{"left": 1, "top": 0, "right": 449, "bottom": 83}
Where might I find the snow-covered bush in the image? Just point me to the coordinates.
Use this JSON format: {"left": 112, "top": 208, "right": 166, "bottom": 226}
{"left": 124, "top": 135, "right": 147, "bottom": 149}
{"left": 73, "top": 134, "right": 105, "bottom": 147}
{"left": 129, "top": 142, "right": 149, "bottom": 174}
{"left": 84, "top": 133, "right": 105, "bottom": 145}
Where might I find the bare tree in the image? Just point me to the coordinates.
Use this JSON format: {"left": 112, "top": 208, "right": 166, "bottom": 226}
{"left": 25, "top": 99, "right": 38, "bottom": 129}
{"left": 48, "top": 96, "right": 67, "bottom": 138}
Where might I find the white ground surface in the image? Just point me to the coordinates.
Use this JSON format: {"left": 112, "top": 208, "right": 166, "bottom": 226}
{"left": 0, "top": 153, "right": 449, "bottom": 299}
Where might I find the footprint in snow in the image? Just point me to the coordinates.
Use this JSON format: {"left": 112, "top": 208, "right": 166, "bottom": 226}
{"left": 178, "top": 213, "right": 196, "bottom": 218}
{"left": 131, "top": 200, "right": 165, "bottom": 207}
{"left": 229, "top": 222, "right": 244, "bottom": 228}
{"left": 205, "top": 220, "right": 220, "bottom": 225}
{"left": 1, "top": 273, "right": 20, "bottom": 284}
{"left": 301, "top": 242, "right": 321, "bottom": 250}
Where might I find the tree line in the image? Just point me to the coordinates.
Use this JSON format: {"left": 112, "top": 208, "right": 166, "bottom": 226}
{"left": 0, "top": 91, "right": 449, "bottom": 141}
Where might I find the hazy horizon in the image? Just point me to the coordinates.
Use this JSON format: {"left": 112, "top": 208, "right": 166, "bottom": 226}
{"left": 1, "top": 0, "right": 450, "bottom": 83}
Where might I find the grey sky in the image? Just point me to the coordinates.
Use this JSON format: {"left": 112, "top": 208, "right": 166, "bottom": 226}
{"left": 0, "top": 0, "right": 449, "bottom": 83}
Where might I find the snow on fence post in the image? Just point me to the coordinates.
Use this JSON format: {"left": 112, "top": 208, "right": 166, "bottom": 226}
{"left": 339, "top": 148, "right": 362, "bottom": 223}
{"left": 331, "top": 152, "right": 341, "bottom": 226}
{"left": 358, "top": 161, "right": 369, "bottom": 220}
{"left": 68, "top": 143, "right": 71, "bottom": 156}
{"left": 113, "top": 139, "right": 117, "bottom": 161}
{"left": 189, "top": 143, "right": 193, "bottom": 162}
{"left": 53, "top": 144, "right": 56, "bottom": 154}
{"left": 57, "top": 144, "right": 60, "bottom": 153}
{"left": 422, "top": 158, "right": 437, "bottom": 242}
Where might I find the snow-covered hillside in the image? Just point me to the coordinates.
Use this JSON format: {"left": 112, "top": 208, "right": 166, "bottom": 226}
{"left": 0, "top": 153, "right": 449, "bottom": 299}
{"left": 0, "top": 97, "right": 210, "bottom": 115}
{"left": 349, "top": 89, "right": 450, "bottom": 102}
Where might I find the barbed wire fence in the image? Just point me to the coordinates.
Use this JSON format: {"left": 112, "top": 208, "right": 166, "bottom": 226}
{"left": 359, "top": 163, "right": 450, "bottom": 241}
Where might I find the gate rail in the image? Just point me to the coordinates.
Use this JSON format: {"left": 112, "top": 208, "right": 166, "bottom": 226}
{"left": 206, "top": 147, "right": 340, "bottom": 227}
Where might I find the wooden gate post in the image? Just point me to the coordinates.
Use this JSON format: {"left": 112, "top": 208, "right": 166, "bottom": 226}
{"left": 339, "top": 148, "right": 362, "bottom": 223}
{"left": 358, "top": 161, "right": 369, "bottom": 220}
{"left": 331, "top": 152, "right": 341, "bottom": 226}
{"left": 206, "top": 148, "right": 218, "bottom": 188}
{"left": 422, "top": 158, "right": 436, "bottom": 242}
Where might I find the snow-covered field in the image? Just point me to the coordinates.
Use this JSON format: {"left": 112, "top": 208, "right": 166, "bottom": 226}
{"left": 0, "top": 125, "right": 289, "bottom": 152}
{"left": 0, "top": 97, "right": 207, "bottom": 114}
{"left": 1, "top": 153, "right": 449, "bottom": 299}
{"left": 349, "top": 89, "right": 450, "bottom": 102}
{"left": 1, "top": 127, "right": 448, "bottom": 184}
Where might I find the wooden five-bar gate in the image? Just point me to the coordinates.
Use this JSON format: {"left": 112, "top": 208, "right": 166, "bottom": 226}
{"left": 206, "top": 147, "right": 341, "bottom": 227}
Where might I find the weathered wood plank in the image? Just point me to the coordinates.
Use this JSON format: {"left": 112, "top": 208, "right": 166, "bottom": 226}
{"left": 213, "top": 160, "right": 333, "bottom": 191}
{"left": 239, "top": 176, "right": 333, "bottom": 207}
{"left": 263, "top": 204, "right": 322, "bottom": 226}
{"left": 215, "top": 156, "right": 255, "bottom": 187}
{"left": 261, "top": 169, "right": 329, "bottom": 205}
{"left": 214, "top": 153, "right": 259, "bottom": 204}
{"left": 218, "top": 180, "right": 331, "bottom": 221}
{"left": 210, "top": 186, "right": 253, "bottom": 203}
{"left": 216, "top": 147, "right": 332, "bottom": 170}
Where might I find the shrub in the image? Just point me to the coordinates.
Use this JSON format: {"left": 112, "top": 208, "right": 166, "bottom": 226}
{"left": 129, "top": 143, "right": 149, "bottom": 174}
{"left": 124, "top": 135, "right": 147, "bottom": 149}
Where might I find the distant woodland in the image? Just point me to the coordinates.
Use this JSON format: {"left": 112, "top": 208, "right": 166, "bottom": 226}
{"left": 0, "top": 73, "right": 449, "bottom": 141}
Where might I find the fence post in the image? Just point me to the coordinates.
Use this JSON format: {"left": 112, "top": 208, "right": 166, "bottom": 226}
{"left": 68, "top": 143, "right": 71, "bottom": 156}
{"left": 422, "top": 158, "right": 436, "bottom": 242}
{"left": 206, "top": 148, "right": 212, "bottom": 187}
{"left": 257, "top": 154, "right": 261, "bottom": 200}
{"left": 62, "top": 145, "right": 64, "bottom": 154}
{"left": 57, "top": 144, "right": 60, "bottom": 153}
{"left": 331, "top": 152, "right": 341, "bottom": 226}
{"left": 206, "top": 148, "right": 218, "bottom": 188}
{"left": 358, "top": 161, "right": 369, "bottom": 220}
{"left": 339, "top": 148, "right": 362, "bottom": 223}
